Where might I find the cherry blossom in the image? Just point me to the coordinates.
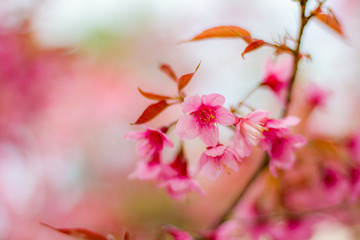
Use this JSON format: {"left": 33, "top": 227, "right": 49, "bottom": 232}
{"left": 124, "top": 127, "right": 173, "bottom": 159}
{"left": 304, "top": 83, "right": 331, "bottom": 109}
{"left": 198, "top": 145, "right": 241, "bottom": 181}
{"left": 233, "top": 110, "right": 270, "bottom": 158}
{"left": 261, "top": 59, "right": 292, "bottom": 105}
{"left": 320, "top": 165, "right": 349, "bottom": 205}
{"left": 176, "top": 94, "right": 236, "bottom": 146}
{"left": 260, "top": 117, "right": 307, "bottom": 177}
{"left": 158, "top": 150, "right": 204, "bottom": 199}
{"left": 128, "top": 155, "right": 163, "bottom": 180}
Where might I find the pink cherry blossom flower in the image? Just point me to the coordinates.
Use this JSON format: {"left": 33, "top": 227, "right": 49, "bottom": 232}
{"left": 305, "top": 83, "right": 331, "bottom": 108}
{"left": 164, "top": 226, "right": 193, "bottom": 240}
{"left": 198, "top": 145, "right": 241, "bottom": 181}
{"left": 124, "top": 127, "right": 173, "bottom": 159}
{"left": 233, "top": 110, "right": 270, "bottom": 158}
{"left": 261, "top": 59, "right": 292, "bottom": 105}
{"left": 260, "top": 117, "right": 306, "bottom": 177}
{"left": 158, "top": 151, "right": 204, "bottom": 199}
{"left": 320, "top": 165, "right": 349, "bottom": 205}
{"left": 176, "top": 94, "right": 236, "bottom": 146}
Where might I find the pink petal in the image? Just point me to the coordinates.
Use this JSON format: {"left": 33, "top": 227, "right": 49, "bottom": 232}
{"left": 275, "top": 58, "right": 293, "bottom": 81}
{"left": 124, "top": 131, "right": 146, "bottom": 140}
{"left": 292, "top": 135, "right": 307, "bottom": 148}
{"left": 175, "top": 115, "right": 200, "bottom": 140}
{"left": 162, "top": 134, "right": 174, "bottom": 148}
{"left": 165, "top": 226, "right": 193, "bottom": 240}
{"left": 182, "top": 95, "right": 202, "bottom": 113}
{"left": 233, "top": 134, "right": 252, "bottom": 158}
{"left": 264, "top": 60, "right": 275, "bottom": 75}
{"left": 272, "top": 149, "right": 295, "bottom": 170}
{"left": 160, "top": 178, "right": 204, "bottom": 199}
{"left": 205, "top": 145, "right": 226, "bottom": 157}
{"left": 201, "top": 158, "right": 222, "bottom": 181}
{"left": 198, "top": 153, "right": 210, "bottom": 173}
{"left": 199, "top": 124, "right": 219, "bottom": 147}
{"left": 216, "top": 106, "right": 236, "bottom": 125}
{"left": 136, "top": 139, "right": 154, "bottom": 158}
{"left": 223, "top": 150, "right": 240, "bottom": 172}
{"left": 281, "top": 116, "right": 300, "bottom": 126}
{"left": 128, "top": 161, "right": 162, "bottom": 180}
{"left": 201, "top": 93, "right": 225, "bottom": 106}
{"left": 246, "top": 110, "right": 270, "bottom": 123}
{"left": 216, "top": 220, "right": 241, "bottom": 240}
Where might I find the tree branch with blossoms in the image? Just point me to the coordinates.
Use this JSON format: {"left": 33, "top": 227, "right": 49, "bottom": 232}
{"left": 43, "top": 0, "right": 353, "bottom": 239}
{"left": 121, "top": 0, "right": 345, "bottom": 239}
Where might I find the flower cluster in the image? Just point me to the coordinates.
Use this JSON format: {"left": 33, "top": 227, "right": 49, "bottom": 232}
{"left": 126, "top": 89, "right": 307, "bottom": 199}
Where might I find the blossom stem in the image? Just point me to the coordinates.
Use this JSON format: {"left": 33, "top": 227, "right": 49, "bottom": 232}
{"left": 210, "top": 154, "right": 269, "bottom": 228}
{"left": 210, "top": 0, "right": 313, "bottom": 229}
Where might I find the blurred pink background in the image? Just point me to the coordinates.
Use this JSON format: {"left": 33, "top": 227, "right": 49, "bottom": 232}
{"left": 0, "top": 0, "right": 359, "bottom": 239}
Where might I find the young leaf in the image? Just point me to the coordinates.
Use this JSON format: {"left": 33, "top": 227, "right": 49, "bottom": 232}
{"left": 315, "top": 11, "right": 343, "bottom": 36}
{"left": 159, "top": 64, "right": 178, "bottom": 82}
{"left": 132, "top": 100, "right": 169, "bottom": 125}
{"left": 138, "top": 87, "right": 172, "bottom": 101}
{"left": 188, "top": 26, "right": 253, "bottom": 44}
{"left": 177, "top": 62, "right": 201, "bottom": 92}
{"left": 41, "top": 223, "right": 108, "bottom": 240}
{"left": 241, "top": 39, "right": 265, "bottom": 59}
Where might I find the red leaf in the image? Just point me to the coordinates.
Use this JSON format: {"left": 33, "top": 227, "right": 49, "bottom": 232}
{"left": 138, "top": 87, "right": 172, "bottom": 101}
{"left": 132, "top": 100, "right": 169, "bottom": 125}
{"left": 123, "top": 231, "right": 130, "bottom": 240}
{"left": 41, "top": 223, "right": 108, "bottom": 240}
{"left": 177, "top": 62, "right": 201, "bottom": 92}
{"left": 188, "top": 26, "right": 253, "bottom": 44}
{"left": 315, "top": 11, "right": 343, "bottom": 36}
{"left": 159, "top": 64, "right": 178, "bottom": 82}
{"left": 241, "top": 39, "right": 265, "bottom": 59}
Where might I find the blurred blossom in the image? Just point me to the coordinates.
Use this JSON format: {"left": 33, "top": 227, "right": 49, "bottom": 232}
{"left": 261, "top": 58, "right": 293, "bottom": 106}
{"left": 304, "top": 83, "right": 331, "bottom": 109}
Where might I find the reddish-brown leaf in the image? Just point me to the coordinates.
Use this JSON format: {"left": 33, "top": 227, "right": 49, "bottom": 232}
{"left": 138, "top": 87, "right": 172, "bottom": 101}
{"left": 41, "top": 223, "right": 108, "bottom": 240}
{"left": 123, "top": 231, "right": 130, "bottom": 240}
{"left": 241, "top": 39, "right": 265, "bottom": 59}
{"left": 315, "top": 12, "right": 343, "bottom": 36}
{"left": 159, "top": 64, "right": 178, "bottom": 82}
{"left": 177, "top": 62, "right": 201, "bottom": 92}
{"left": 132, "top": 100, "right": 169, "bottom": 125}
{"left": 189, "top": 26, "right": 253, "bottom": 44}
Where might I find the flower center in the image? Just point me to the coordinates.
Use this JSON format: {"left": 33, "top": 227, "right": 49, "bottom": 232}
{"left": 264, "top": 74, "right": 284, "bottom": 92}
{"left": 196, "top": 106, "right": 216, "bottom": 125}
{"left": 147, "top": 131, "right": 163, "bottom": 150}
